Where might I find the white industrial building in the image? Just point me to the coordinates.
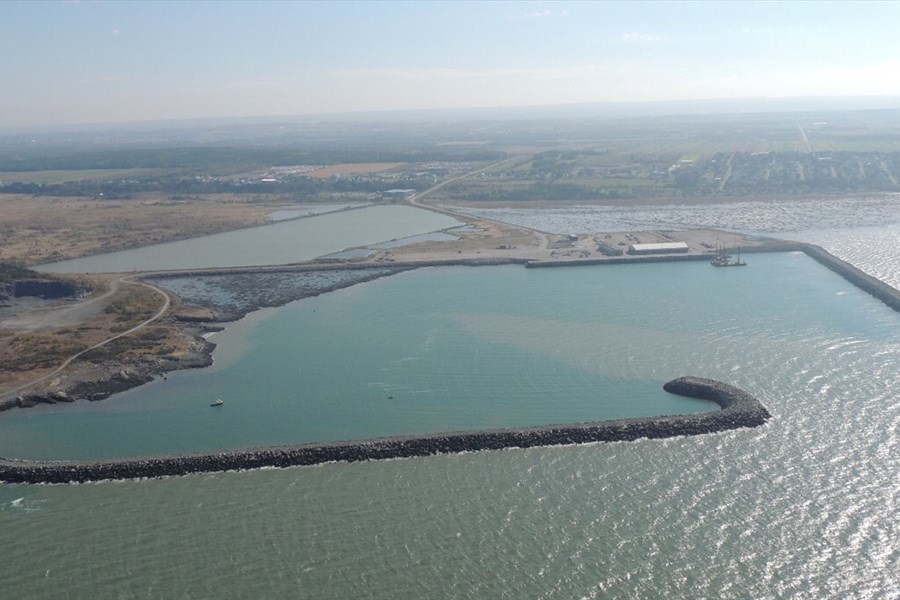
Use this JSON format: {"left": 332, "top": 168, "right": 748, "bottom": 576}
{"left": 627, "top": 242, "right": 689, "bottom": 255}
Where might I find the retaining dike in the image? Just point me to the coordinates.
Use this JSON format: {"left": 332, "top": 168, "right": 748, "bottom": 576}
{"left": 140, "top": 242, "right": 900, "bottom": 316}
{"left": 140, "top": 257, "right": 529, "bottom": 280}
{"left": 796, "top": 243, "right": 900, "bottom": 312}
{"left": 525, "top": 242, "right": 900, "bottom": 315}
{"left": 0, "top": 377, "right": 769, "bottom": 484}
{"left": 525, "top": 253, "right": 711, "bottom": 268}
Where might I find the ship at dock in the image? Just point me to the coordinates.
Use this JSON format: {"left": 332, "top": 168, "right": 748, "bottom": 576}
{"left": 710, "top": 244, "right": 747, "bottom": 267}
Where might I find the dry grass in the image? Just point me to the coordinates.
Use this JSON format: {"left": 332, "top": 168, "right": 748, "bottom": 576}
{"left": 0, "top": 193, "right": 288, "bottom": 265}
{"left": 0, "top": 283, "right": 170, "bottom": 388}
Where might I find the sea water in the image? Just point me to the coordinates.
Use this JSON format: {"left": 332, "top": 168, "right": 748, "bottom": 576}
{"left": 2, "top": 214, "right": 899, "bottom": 598}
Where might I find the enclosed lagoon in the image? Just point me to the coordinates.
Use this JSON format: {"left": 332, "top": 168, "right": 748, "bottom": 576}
{"left": 36, "top": 204, "right": 461, "bottom": 273}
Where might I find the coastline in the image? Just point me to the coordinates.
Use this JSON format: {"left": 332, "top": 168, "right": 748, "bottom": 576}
{"left": 0, "top": 377, "right": 770, "bottom": 484}
{"left": 4, "top": 240, "right": 899, "bottom": 411}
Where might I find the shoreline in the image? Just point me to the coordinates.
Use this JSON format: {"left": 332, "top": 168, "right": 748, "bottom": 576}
{"left": 0, "top": 377, "right": 770, "bottom": 484}
{"left": 4, "top": 240, "right": 899, "bottom": 410}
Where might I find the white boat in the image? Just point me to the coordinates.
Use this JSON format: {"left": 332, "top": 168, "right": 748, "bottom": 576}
{"left": 210, "top": 399, "right": 224, "bottom": 407}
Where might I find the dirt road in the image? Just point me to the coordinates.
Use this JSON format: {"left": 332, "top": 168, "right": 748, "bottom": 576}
{"left": 0, "top": 278, "right": 171, "bottom": 400}
{"left": 2, "top": 278, "right": 120, "bottom": 333}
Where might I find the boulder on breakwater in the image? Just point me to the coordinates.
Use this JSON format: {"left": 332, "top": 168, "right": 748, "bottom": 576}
{"left": 0, "top": 376, "right": 770, "bottom": 484}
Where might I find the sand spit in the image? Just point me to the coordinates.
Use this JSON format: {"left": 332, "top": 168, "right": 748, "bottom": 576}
{"left": 0, "top": 377, "right": 769, "bottom": 484}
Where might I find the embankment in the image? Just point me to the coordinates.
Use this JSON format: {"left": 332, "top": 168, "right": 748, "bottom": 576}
{"left": 527, "top": 241, "right": 900, "bottom": 315}
{"left": 0, "top": 376, "right": 769, "bottom": 484}
{"left": 797, "top": 243, "right": 900, "bottom": 312}
{"left": 6, "top": 242, "right": 896, "bottom": 413}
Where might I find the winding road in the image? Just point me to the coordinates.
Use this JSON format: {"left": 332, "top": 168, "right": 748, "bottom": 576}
{"left": 0, "top": 278, "right": 171, "bottom": 400}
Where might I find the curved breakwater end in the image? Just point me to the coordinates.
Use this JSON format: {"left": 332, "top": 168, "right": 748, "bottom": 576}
{"left": 0, "top": 377, "right": 769, "bottom": 484}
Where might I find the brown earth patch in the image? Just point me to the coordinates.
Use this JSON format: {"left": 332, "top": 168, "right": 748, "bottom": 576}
{"left": 0, "top": 278, "right": 209, "bottom": 404}
{"left": 0, "top": 193, "right": 293, "bottom": 266}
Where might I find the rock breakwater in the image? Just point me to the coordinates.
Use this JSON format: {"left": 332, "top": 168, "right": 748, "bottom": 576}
{"left": 0, "top": 377, "right": 769, "bottom": 484}
{"left": 797, "top": 243, "right": 900, "bottom": 312}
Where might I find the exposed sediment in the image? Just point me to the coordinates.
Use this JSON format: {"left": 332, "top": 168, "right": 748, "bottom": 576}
{"left": 147, "top": 258, "right": 524, "bottom": 322}
{"left": 0, "top": 376, "right": 769, "bottom": 484}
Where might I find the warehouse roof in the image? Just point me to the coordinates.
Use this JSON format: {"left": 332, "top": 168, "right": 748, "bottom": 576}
{"left": 628, "top": 242, "right": 689, "bottom": 253}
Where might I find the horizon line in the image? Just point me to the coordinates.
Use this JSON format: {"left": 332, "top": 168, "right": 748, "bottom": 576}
{"left": 4, "top": 94, "right": 900, "bottom": 134}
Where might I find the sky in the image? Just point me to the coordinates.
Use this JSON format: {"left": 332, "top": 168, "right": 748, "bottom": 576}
{"left": 3, "top": 0, "right": 900, "bottom": 127}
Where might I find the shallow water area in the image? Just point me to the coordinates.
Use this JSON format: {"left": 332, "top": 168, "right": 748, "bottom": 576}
{"left": 36, "top": 204, "right": 460, "bottom": 273}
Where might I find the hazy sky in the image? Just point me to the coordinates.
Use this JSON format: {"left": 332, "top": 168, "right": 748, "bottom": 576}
{"left": 3, "top": 1, "right": 900, "bottom": 127}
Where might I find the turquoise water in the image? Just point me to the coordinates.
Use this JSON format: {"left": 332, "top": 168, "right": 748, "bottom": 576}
{"left": 35, "top": 205, "right": 460, "bottom": 273}
{"left": 2, "top": 247, "right": 899, "bottom": 598}
{"left": 0, "top": 259, "right": 782, "bottom": 461}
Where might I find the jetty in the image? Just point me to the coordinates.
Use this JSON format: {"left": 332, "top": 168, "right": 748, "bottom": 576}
{"left": 0, "top": 377, "right": 769, "bottom": 484}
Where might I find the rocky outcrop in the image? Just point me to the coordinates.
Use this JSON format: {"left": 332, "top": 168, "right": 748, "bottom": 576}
{"left": 11, "top": 279, "right": 84, "bottom": 300}
{"left": 0, "top": 333, "right": 217, "bottom": 412}
{"left": 0, "top": 377, "right": 769, "bottom": 484}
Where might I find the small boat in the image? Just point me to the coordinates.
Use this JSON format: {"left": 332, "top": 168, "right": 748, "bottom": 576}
{"left": 210, "top": 399, "right": 224, "bottom": 407}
